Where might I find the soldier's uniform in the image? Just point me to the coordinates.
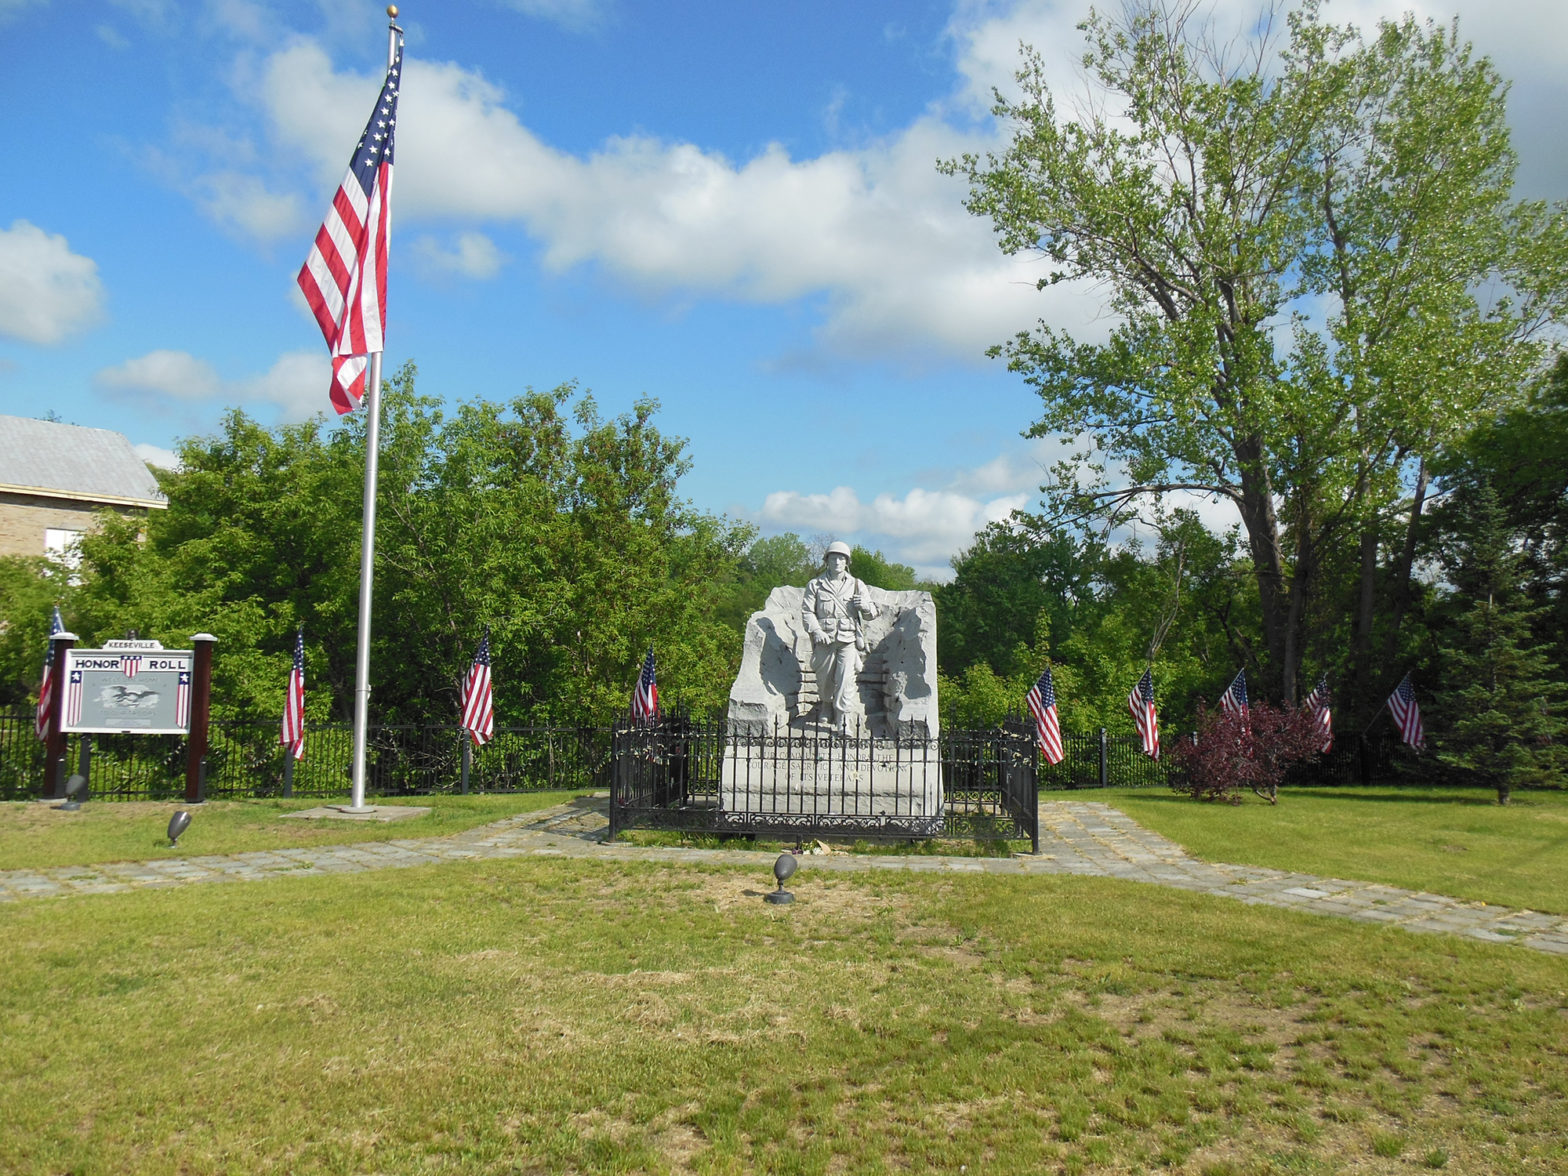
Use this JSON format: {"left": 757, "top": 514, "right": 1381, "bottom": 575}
{"left": 802, "top": 560, "right": 878, "bottom": 730}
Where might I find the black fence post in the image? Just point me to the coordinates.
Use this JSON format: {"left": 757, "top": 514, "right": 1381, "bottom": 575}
{"left": 1098, "top": 727, "right": 1108, "bottom": 789}
{"left": 460, "top": 736, "right": 472, "bottom": 795}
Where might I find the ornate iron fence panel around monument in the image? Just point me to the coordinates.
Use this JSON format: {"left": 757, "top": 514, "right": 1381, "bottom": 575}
{"left": 608, "top": 716, "right": 1038, "bottom": 850}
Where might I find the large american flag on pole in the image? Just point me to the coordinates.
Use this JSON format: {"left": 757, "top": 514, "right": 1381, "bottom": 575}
{"left": 1219, "top": 667, "right": 1248, "bottom": 717}
{"left": 1304, "top": 674, "right": 1332, "bottom": 753}
{"left": 460, "top": 629, "right": 495, "bottom": 747}
{"left": 1127, "top": 667, "right": 1159, "bottom": 759}
{"left": 1387, "top": 672, "right": 1425, "bottom": 750}
{"left": 33, "top": 605, "right": 64, "bottom": 741}
{"left": 631, "top": 647, "right": 659, "bottom": 722}
{"left": 1026, "top": 665, "right": 1064, "bottom": 765}
{"left": 297, "top": 45, "right": 401, "bottom": 415}
{"left": 280, "top": 628, "right": 306, "bottom": 760}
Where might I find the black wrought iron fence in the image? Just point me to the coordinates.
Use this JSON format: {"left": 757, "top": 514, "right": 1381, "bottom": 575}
{"left": 0, "top": 705, "right": 1411, "bottom": 805}
{"left": 0, "top": 708, "right": 611, "bottom": 802}
{"left": 608, "top": 715, "right": 1040, "bottom": 849}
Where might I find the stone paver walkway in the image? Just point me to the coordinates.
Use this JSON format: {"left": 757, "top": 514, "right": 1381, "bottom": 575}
{"left": 4, "top": 798, "right": 1565, "bottom": 955}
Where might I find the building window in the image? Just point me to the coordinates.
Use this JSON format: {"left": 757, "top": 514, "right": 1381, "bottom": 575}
{"left": 44, "top": 527, "right": 84, "bottom": 572}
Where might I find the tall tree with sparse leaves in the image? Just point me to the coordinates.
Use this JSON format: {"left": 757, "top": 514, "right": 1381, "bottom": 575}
{"left": 944, "top": 0, "right": 1568, "bottom": 704}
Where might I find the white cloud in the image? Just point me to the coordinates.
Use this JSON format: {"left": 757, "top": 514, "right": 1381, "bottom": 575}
{"left": 0, "top": 221, "right": 106, "bottom": 345}
{"left": 495, "top": 0, "right": 609, "bottom": 33}
{"left": 133, "top": 443, "right": 181, "bottom": 470}
{"left": 259, "top": 43, "right": 1099, "bottom": 365}
{"left": 96, "top": 349, "right": 223, "bottom": 402}
{"left": 0, "top": 0, "right": 46, "bottom": 26}
{"left": 233, "top": 350, "right": 332, "bottom": 420}
{"left": 411, "top": 231, "right": 506, "bottom": 280}
{"left": 192, "top": 171, "right": 305, "bottom": 241}
{"left": 759, "top": 482, "right": 1031, "bottom": 580}
{"left": 95, "top": 348, "right": 330, "bottom": 421}
{"left": 247, "top": 1, "right": 1566, "bottom": 370}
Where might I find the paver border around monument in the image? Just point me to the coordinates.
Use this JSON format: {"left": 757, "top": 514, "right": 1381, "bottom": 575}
{"left": 2, "top": 797, "right": 1564, "bottom": 956}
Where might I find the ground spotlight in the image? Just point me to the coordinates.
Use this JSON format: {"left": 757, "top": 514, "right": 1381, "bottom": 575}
{"left": 56, "top": 774, "right": 88, "bottom": 811}
{"left": 765, "top": 851, "right": 798, "bottom": 904}
{"left": 167, "top": 810, "right": 191, "bottom": 847}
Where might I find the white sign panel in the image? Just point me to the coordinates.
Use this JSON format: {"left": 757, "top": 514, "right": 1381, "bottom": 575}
{"left": 61, "top": 647, "right": 194, "bottom": 734}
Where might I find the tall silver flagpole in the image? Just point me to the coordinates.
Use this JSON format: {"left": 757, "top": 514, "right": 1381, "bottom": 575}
{"left": 344, "top": 6, "right": 403, "bottom": 814}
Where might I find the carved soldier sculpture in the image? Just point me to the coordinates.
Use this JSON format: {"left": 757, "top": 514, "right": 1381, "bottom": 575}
{"left": 801, "top": 541, "right": 880, "bottom": 731}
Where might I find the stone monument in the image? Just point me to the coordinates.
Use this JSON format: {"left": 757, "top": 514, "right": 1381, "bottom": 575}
{"left": 723, "top": 542, "right": 941, "bottom": 826}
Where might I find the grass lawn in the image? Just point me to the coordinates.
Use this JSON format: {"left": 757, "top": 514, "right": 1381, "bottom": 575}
{"left": 0, "top": 791, "right": 589, "bottom": 871}
{"left": 1097, "top": 786, "right": 1568, "bottom": 917}
{"left": 2, "top": 857, "right": 1564, "bottom": 1174}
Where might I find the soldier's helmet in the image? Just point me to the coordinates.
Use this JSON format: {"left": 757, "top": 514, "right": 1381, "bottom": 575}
{"left": 825, "top": 540, "right": 852, "bottom": 561}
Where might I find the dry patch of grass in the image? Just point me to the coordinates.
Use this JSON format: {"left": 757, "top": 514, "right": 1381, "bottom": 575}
{"left": 2, "top": 858, "right": 1565, "bottom": 1174}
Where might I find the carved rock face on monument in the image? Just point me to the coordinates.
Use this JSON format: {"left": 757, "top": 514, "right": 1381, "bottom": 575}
{"left": 727, "top": 551, "right": 939, "bottom": 739}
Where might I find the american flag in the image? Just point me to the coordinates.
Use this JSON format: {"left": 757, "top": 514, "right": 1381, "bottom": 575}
{"left": 33, "top": 606, "right": 64, "bottom": 741}
{"left": 64, "top": 667, "right": 84, "bottom": 728}
{"left": 280, "top": 628, "right": 306, "bottom": 761}
{"left": 1387, "top": 672, "right": 1425, "bottom": 750}
{"left": 1304, "top": 674, "right": 1332, "bottom": 753}
{"left": 1219, "top": 667, "right": 1248, "bottom": 716}
{"left": 1026, "top": 665, "right": 1065, "bottom": 764}
{"left": 631, "top": 647, "right": 659, "bottom": 721}
{"left": 1127, "top": 667, "right": 1159, "bottom": 759}
{"left": 460, "top": 629, "right": 495, "bottom": 747}
{"left": 175, "top": 669, "right": 192, "bottom": 730}
{"left": 297, "top": 45, "right": 402, "bottom": 415}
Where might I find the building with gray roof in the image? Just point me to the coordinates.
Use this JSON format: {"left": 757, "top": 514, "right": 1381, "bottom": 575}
{"left": 0, "top": 414, "right": 167, "bottom": 560}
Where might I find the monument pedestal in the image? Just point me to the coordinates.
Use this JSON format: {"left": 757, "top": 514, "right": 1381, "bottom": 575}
{"left": 719, "top": 727, "right": 943, "bottom": 827}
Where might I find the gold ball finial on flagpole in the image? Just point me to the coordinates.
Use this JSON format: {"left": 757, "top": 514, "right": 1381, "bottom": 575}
{"left": 387, "top": 5, "right": 398, "bottom": 18}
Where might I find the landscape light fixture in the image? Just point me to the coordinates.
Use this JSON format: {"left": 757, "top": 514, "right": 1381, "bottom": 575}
{"left": 167, "top": 810, "right": 192, "bottom": 847}
{"left": 765, "top": 851, "right": 798, "bottom": 904}
{"left": 56, "top": 774, "right": 87, "bottom": 811}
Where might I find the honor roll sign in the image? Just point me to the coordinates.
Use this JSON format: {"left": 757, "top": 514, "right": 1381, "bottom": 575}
{"left": 61, "top": 640, "right": 194, "bottom": 734}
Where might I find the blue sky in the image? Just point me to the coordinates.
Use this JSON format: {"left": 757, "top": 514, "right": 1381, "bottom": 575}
{"left": 3, "top": 0, "right": 1565, "bottom": 579}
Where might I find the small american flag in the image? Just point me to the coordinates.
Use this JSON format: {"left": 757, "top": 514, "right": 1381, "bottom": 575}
{"left": 1127, "top": 667, "right": 1159, "bottom": 759}
{"left": 631, "top": 647, "right": 659, "bottom": 721}
{"left": 1219, "top": 667, "right": 1248, "bottom": 717}
{"left": 33, "top": 606, "right": 64, "bottom": 741}
{"left": 175, "top": 669, "right": 192, "bottom": 730}
{"left": 64, "top": 667, "right": 84, "bottom": 728}
{"left": 1387, "top": 672, "right": 1425, "bottom": 750}
{"left": 297, "top": 45, "right": 402, "bottom": 414}
{"left": 280, "top": 628, "right": 306, "bottom": 761}
{"left": 1304, "top": 675, "right": 1332, "bottom": 753}
{"left": 460, "top": 629, "right": 495, "bottom": 747}
{"left": 121, "top": 654, "right": 142, "bottom": 679}
{"left": 1026, "top": 665, "right": 1065, "bottom": 765}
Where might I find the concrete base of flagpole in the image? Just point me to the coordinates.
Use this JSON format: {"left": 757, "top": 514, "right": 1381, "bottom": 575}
{"left": 334, "top": 804, "right": 379, "bottom": 815}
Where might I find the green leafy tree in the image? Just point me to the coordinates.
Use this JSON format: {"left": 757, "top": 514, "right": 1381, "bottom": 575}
{"left": 937, "top": 521, "right": 1101, "bottom": 679}
{"left": 847, "top": 545, "right": 918, "bottom": 592}
{"left": 73, "top": 365, "right": 749, "bottom": 725}
{"left": 944, "top": 0, "right": 1568, "bottom": 703}
{"left": 0, "top": 557, "right": 73, "bottom": 707}
{"left": 712, "top": 532, "right": 813, "bottom": 633}
{"left": 1431, "top": 481, "right": 1565, "bottom": 803}
{"left": 1430, "top": 355, "right": 1568, "bottom": 678}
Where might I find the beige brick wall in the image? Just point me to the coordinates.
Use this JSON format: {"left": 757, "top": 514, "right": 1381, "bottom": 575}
{"left": 0, "top": 493, "right": 144, "bottom": 558}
